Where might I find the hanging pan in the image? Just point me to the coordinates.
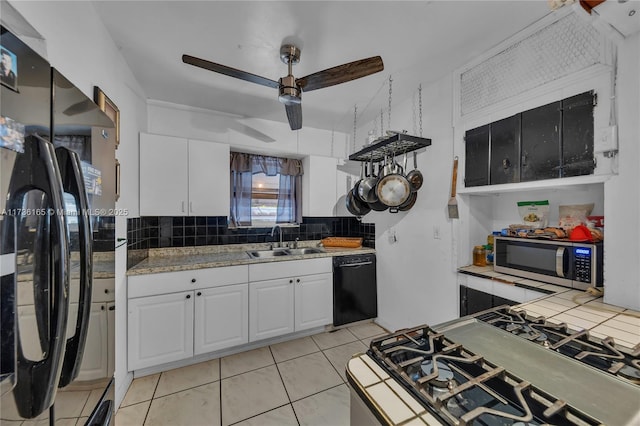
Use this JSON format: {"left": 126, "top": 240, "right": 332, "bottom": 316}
{"left": 368, "top": 161, "right": 388, "bottom": 211}
{"left": 346, "top": 190, "right": 370, "bottom": 217}
{"left": 399, "top": 191, "right": 417, "bottom": 211}
{"left": 347, "top": 164, "right": 371, "bottom": 217}
{"left": 406, "top": 151, "right": 423, "bottom": 192}
{"left": 358, "top": 157, "right": 379, "bottom": 203}
{"left": 376, "top": 152, "right": 410, "bottom": 208}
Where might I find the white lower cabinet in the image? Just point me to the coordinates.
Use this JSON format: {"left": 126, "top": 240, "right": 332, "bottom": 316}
{"left": 248, "top": 258, "right": 333, "bottom": 342}
{"left": 249, "top": 278, "right": 295, "bottom": 342}
{"left": 128, "top": 291, "right": 194, "bottom": 371}
{"left": 194, "top": 283, "right": 249, "bottom": 355}
{"left": 127, "top": 259, "right": 333, "bottom": 372}
{"left": 76, "top": 303, "right": 109, "bottom": 381}
{"left": 295, "top": 272, "right": 333, "bottom": 331}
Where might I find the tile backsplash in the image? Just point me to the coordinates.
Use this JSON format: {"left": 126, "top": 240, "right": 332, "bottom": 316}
{"left": 93, "top": 216, "right": 115, "bottom": 252}
{"left": 127, "top": 216, "right": 375, "bottom": 269}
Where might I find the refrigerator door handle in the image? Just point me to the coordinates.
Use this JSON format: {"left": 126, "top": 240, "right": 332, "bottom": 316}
{"left": 55, "top": 147, "right": 93, "bottom": 388}
{"left": 8, "top": 135, "right": 70, "bottom": 418}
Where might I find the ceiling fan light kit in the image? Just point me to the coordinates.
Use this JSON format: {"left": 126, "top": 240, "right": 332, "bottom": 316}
{"left": 182, "top": 43, "right": 384, "bottom": 131}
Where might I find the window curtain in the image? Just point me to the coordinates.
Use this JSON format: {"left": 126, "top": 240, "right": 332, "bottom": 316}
{"left": 229, "top": 152, "right": 303, "bottom": 226}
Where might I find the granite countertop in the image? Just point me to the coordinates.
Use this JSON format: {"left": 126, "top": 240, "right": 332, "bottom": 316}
{"left": 16, "top": 251, "right": 115, "bottom": 281}
{"left": 126, "top": 241, "right": 376, "bottom": 276}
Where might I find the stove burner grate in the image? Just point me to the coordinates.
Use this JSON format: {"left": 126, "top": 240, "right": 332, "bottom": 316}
{"left": 475, "top": 306, "right": 640, "bottom": 387}
{"left": 368, "top": 325, "right": 603, "bottom": 426}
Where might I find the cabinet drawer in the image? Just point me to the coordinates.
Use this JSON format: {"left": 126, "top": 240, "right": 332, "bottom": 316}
{"left": 93, "top": 278, "right": 115, "bottom": 303}
{"left": 249, "top": 257, "right": 332, "bottom": 282}
{"left": 128, "top": 265, "right": 248, "bottom": 298}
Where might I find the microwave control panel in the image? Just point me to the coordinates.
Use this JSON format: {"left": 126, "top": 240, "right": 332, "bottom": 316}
{"left": 573, "top": 247, "right": 592, "bottom": 283}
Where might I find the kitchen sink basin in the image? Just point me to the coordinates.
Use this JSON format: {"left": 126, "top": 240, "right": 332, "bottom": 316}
{"left": 286, "top": 247, "right": 325, "bottom": 255}
{"left": 246, "top": 247, "right": 325, "bottom": 259}
{"left": 246, "top": 249, "right": 290, "bottom": 259}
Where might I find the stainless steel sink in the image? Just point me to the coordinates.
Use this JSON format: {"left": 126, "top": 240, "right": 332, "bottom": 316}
{"left": 286, "top": 247, "right": 325, "bottom": 255}
{"left": 246, "top": 248, "right": 291, "bottom": 259}
{"left": 246, "top": 247, "right": 325, "bottom": 259}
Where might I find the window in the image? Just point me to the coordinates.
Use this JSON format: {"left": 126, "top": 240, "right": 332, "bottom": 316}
{"left": 230, "top": 152, "right": 303, "bottom": 227}
{"left": 251, "top": 173, "right": 281, "bottom": 227}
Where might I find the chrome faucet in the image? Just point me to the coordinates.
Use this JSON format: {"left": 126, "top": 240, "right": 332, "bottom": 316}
{"left": 270, "top": 225, "right": 283, "bottom": 247}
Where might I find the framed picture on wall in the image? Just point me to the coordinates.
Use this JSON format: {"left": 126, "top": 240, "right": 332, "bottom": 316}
{"left": 94, "top": 86, "right": 120, "bottom": 148}
{"left": 1, "top": 45, "right": 18, "bottom": 92}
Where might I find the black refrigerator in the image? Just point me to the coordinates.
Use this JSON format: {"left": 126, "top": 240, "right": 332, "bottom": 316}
{"left": 0, "top": 25, "right": 116, "bottom": 425}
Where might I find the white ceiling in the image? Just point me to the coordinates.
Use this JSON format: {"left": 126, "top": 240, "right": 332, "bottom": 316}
{"left": 93, "top": 1, "right": 553, "bottom": 133}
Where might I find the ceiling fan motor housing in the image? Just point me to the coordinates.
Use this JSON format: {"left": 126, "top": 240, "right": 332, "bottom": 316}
{"left": 278, "top": 75, "right": 301, "bottom": 105}
{"left": 278, "top": 45, "right": 302, "bottom": 105}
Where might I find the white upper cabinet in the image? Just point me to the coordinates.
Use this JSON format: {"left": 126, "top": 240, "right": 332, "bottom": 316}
{"left": 140, "top": 133, "right": 188, "bottom": 216}
{"left": 139, "top": 133, "right": 230, "bottom": 216}
{"left": 188, "top": 139, "right": 230, "bottom": 216}
{"left": 302, "top": 155, "right": 338, "bottom": 216}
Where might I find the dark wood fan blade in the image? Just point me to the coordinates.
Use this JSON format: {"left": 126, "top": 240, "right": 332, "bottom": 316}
{"left": 297, "top": 56, "right": 383, "bottom": 92}
{"left": 285, "top": 103, "right": 302, "bottom": 130}
{"left": 182, "top": 54, "right": 280, "bottom": 89}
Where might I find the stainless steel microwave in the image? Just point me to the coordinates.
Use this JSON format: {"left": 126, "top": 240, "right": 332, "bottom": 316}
{"left": 494, "top": 236, "right": 603, "bottom": 290}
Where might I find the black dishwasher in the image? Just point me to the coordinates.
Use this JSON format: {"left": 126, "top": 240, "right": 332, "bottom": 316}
{"left": 333, "top": 254, "right": 377, "bottom": 326}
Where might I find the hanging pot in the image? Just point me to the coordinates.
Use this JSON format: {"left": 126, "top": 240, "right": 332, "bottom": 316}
{"left": 376, "top": 153, "right": 410, "bottom": 207}
{"left": 399, "top": 191, "right": 418, "bottom": 211}
{"left": 358, "top": 157, "right": 379, "bottom": 203}
{"left": 348, "top": 173, "right": 371, "bottom": 217}
{"left": 368, "top": 198, "right": 389, "bottom": 211}
{"left": 406, "top": 152, "right": 424, "bottom": 192}
{"left": 368, "top": 162, "right": 388, "bottom": 211}
{"left": 346, "top": 190, "right": 370, "bottom": 217}
{"left": 354, "top": 161, "right": 365, "bottom": 195}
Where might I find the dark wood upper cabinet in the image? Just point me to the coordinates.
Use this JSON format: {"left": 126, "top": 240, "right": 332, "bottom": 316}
{"left": 490, "top": 115, "right": 520, "bottom": 185}
{"left": 464, "top": 91, "right": 595, "bottom": 187}
{"left": 562, "top": 91, "right": 596, "bottom": 177}
{"left": 521, "top": 101, "right": 561, "bottom": 182}
{"left": 464, "top": 124, "right": 490, "bottom": 187}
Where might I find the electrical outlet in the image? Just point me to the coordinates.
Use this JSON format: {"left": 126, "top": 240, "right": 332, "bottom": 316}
{"left": 433, "top": 225, "right": 441, "bottom": 240}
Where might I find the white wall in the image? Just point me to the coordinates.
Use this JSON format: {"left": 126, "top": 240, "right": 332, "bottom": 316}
{"left": 146, "top": 100, "right": 349, "bottom": 160}
{"left": 354, "top": 75, "right": 459, "bottom": 331}
{"left": 603, "top": 32, "right": 640, "bottom": 309}
{"left": 8, "top": 0, "right": 148, "bottom": 407}
{"left": 354, "top": 16, "right": 640, "bottom": 331}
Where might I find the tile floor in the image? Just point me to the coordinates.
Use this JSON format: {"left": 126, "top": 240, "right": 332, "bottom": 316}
{"left": 116, "top": 322, "right": 387, "bottom": 426}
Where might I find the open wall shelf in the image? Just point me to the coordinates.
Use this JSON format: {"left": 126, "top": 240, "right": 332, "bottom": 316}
{"left": 349, "top": 133, "right": 431, "bottom": 162}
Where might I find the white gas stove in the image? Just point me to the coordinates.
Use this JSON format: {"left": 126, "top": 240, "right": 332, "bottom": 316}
{"left": 347, "top": 306, "right": 640, "bottom": 425}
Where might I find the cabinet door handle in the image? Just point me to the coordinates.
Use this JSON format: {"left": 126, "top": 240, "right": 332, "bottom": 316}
{"left": 104, "top": 289, "right": 109, "bottom": 294}
{"left": 296, "top": 278, "right": 300, "bottom": 283}
{"left": 289, "top": 279, "right": 293, "bottom": 284}
{"left": 186, "top": 294, "right": 191, "bottom": 299}
{"left": 197, "top": 292, "right": 202, "bottom": 296}
{"left": 108, "top": 306, "right": 115, "bottom": 311}
{"left": 182, "top": 201, "right": 185, "bottom": 212}
{"left": 191, "top": 278, "right": 196, "bottom": 283}
{"left": 101, "top": 305, "right": 105, "bottom": 311}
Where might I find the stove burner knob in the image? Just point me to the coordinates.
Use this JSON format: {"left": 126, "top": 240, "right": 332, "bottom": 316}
{"left": 542, "top": 340, "right": 550, "bottom": 348}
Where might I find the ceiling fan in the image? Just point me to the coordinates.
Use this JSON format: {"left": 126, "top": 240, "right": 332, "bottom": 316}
{"left": 182, "top": 44, "right": 384, "bottom": 130}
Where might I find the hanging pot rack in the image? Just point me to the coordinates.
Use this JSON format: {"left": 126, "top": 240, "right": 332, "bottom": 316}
{"left": 348, "top": 132, "right": 431, "bottom": 162}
